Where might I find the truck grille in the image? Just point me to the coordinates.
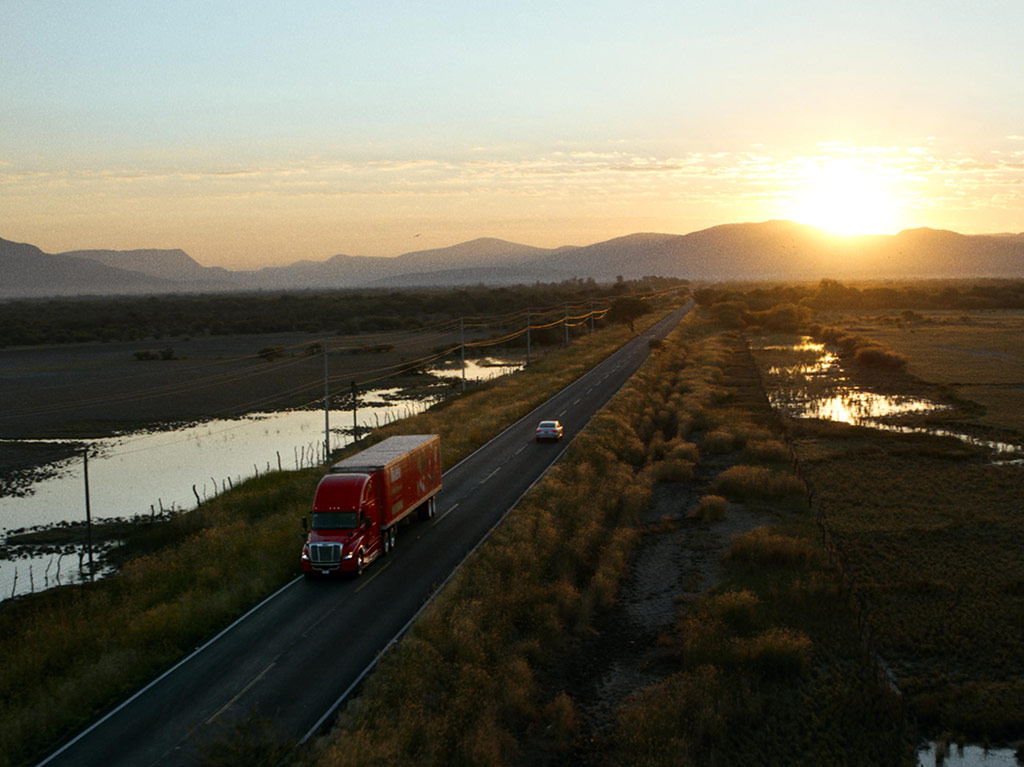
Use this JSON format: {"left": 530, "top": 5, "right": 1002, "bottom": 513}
{"left": 309, "top": 543, "right": 342, "bottom": 567}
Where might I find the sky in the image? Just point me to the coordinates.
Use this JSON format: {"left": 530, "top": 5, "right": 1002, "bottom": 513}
{"left": 2, "top": 0, "right": 1023, "bottom": 268}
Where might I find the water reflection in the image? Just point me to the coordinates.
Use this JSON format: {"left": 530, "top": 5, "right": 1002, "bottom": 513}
{"left": 757, "top": 336, "right": 1024, "bottom": 458}
{"left": 772, "top": 390, "right": 945, "bottom": 423}
{"left": 917, "top": 742, "right": 1018, "bottom": 767}
{"left": 0, "top": 355, "right": 523, "bottom": 601}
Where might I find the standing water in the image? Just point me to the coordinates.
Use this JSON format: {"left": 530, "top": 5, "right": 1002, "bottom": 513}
{"left": 0, "top": 357, "right": 523, "bottom": 600}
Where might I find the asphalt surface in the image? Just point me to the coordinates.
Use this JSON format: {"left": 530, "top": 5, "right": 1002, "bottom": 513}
{"left": 37, "top": 301, "right": 692, "bottom": 767}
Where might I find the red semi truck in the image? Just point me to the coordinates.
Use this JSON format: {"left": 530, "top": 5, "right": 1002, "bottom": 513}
{"left": 301, "top": 434, "right": 442, "bottom": 577}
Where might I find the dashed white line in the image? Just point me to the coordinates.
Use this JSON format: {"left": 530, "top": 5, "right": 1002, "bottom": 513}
{"left": 433, "top": 502, "right": 459, "bottom": 524}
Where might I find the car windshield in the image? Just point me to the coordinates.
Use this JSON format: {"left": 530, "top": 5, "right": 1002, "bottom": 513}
{"left": 539, "top": 421, "right": 557, "bottom": 428}
{"left": 312, "top": 511, "right": 359, "bottom": 530}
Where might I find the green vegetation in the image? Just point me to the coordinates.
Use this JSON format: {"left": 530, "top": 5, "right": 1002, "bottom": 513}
{"left": 694, "top": 278, "right": 1024, "bottom": 315}
{"left": 0, "top": 296, "right": 680, "bottom": 767}
{"left": 0, "top": 279, "right": 684, "bottom": 348}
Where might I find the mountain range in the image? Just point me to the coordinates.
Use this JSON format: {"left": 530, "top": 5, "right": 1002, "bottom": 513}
{"left": 2, "top": 221, "right": 1023, "bottom": 298}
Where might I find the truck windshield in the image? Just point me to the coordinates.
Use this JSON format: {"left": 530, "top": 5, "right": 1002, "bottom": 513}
{"left": 312, "top": 511, "right": 359, "bottom": 530}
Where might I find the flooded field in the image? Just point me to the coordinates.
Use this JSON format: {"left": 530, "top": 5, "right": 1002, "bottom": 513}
{"left": 0, "top": 356, "right": 521, "bottom": 601}
{"left": 751, "top": 326, "right": 1024, "bottom": 752}
{"left": 756, "top": 335, "right": 1024, "bottom": 460}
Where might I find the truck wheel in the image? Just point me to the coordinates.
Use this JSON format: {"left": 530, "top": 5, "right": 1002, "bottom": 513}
{"left": 355, "top": 550, "right": 365, "bottom": 577}
{"left": 382, "top": 530, "right": 391, "bottom": 555}
{"left": 389, "top": 526, "right": 397, "bottom": 550}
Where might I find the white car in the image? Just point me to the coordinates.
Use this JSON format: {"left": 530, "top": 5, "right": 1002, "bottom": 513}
{"left": 535, "top": 420, "right": 564, "bottom": 442}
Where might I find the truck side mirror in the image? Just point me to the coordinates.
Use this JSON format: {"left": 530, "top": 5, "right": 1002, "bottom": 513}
{"left": 301, "top": 516, "right": 307, "bottom": 531}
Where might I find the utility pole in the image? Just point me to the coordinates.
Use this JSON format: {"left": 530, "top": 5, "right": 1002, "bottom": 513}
{"left": 323, "top": 337, "right": 330, "bottom": 459}
{"left": 351, "top": 381, "right": 358, "bottom": 440}
{"left": 460, "top": 317, "right": 466, "bottom": 393}
{"left": 526, "top": 308, "right": 531, "bottom": 367}
{"left": 83, "top": 448, "right": 94, "bottom": 581}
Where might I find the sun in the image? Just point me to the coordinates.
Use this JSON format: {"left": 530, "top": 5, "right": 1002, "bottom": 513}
{"left": 788, "top": 158, "right": 902, "bottom": 235}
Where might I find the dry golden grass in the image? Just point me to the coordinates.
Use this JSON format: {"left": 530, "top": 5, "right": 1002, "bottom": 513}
{"left": 309, "top": 311, "right": 702, "bottom": 767}
{"left": 689, "top": 494, "right": 728, "bottom": 522}
{"left": 713, "top": 465, "right": 805, "bottom": 500}
{"left": 727, "top": 526, "right": 817, "bottom": 567}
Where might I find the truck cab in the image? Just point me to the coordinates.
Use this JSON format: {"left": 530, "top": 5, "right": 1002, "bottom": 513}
{"left": 301, "top": 473, "right": 380, "bottom": 577}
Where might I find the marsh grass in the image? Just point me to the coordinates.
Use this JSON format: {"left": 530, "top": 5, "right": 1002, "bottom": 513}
{"left": 0, "top": 301, "right": 682, "bottom": 767}
{"left": 754, "top": 314, "right": 1024, "bottom": 741}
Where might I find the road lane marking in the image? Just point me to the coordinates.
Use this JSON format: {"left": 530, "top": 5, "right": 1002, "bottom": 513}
{"left": 301, "top": 604, "right": 341, "bottom": 638}
{"left": 572, "top": 398, "right": 580, "bottom": 405}
{"left": 33, "top": 576, "right": 304, "bottom": 766}
{"left": 558, "top": 409, "right": 567, "bottom": 417}
{"left": 205, "top": 662, "right": 276, "bottom": 725}
{"left": 478, "top": 467, "right": 500, "bottom": 486}
{"left": 433, "top": 502, "right": 459, "bottom": 525}
{"left": 355, "top": 560, "right": 392, "bottom": 593}
{"left": 514, "top": 444, "right": 526, "bottom": 456}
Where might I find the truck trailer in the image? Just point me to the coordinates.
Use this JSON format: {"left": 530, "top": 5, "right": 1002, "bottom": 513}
{"left": 301, "top": 434, "right": 441, "bottom": 577}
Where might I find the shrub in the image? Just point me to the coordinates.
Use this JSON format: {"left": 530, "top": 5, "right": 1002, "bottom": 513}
{"left": 709, "top": 301, "right": 749, "bottom": 328}
{"left": 727, "top": 527, "right": 816, "bottom": 567}
{"left": 707, "top": 589, "right": 760, "bottom": 634}
{"left": 735, "top": 627, "right": 812, "bottom": 678}
{"left": 543, "top": 691, "right": 578, "bottom": 741}
{"left": 655, "top": 459, "right": 695, "bottom": 482}
{"left": 854, "top": 345, "right": 908, "bottom": 369}
{"left": 665, "top": 439, "right": 700, "bottom": 464}
{"left": 258, "top": 346, "right": 284, "bottom": 361}
{"left": 741, "top": 439, "right": 790, "bottom": 464}
{"left": 713, "top": 465, "right": 804, "bottom": 499}
{"left": 745, "top": 303, "right": 811, "bottom": 332}
{"left": 703, "top": 428, "right": 736, "bottom": 454}
{"left": 689, "top": 494, "right": 727, "bottom": 522}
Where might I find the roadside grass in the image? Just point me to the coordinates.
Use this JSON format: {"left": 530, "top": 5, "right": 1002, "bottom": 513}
{"left": 604, "top": 320, "right": 913, "bottom": 766}
{"left": 312, "top": 326, "right": 682, "bottom": 767}
{"left": 311, "top": 317, "right": 914, "bottom": 767}
{"left": 0, "top": 298, "right": 682, "bottom": 767}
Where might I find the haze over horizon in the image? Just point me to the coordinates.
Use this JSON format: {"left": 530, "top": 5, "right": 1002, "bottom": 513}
{"left": 3, "top": 1, "right": 1023, "bottom": 269}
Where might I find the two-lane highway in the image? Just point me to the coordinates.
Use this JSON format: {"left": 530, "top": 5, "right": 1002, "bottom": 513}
{"left": 39, "top": 301, "right": 692, "bottom": 767}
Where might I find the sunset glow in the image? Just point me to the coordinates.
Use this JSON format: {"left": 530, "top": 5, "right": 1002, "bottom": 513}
{"left": 2, "top": 2, "right": 1023, "bottom": 266}
{"left": 788, "top": 158, "right": 903, "bottom": 236}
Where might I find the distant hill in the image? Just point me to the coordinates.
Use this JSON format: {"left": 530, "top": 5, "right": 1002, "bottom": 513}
{"left": 2, "top": 222, "right": 1023, "bottom": 298}
{"left": 0, "top": 238, "right": 180, "bottom": 297}
{"left": 59, "top": 247, "right": 233, "bottom": 284}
